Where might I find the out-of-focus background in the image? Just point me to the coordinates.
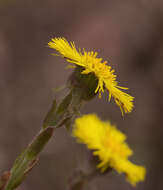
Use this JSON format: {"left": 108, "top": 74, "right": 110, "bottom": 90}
{"left": 0, "top": 0, "right": 163, "bottom": 189}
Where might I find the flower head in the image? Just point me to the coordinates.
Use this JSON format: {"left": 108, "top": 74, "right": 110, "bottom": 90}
{"left": 72, "top": 114, "right": 146, "bottom": 186}
{"left": 48, "top": 37, "right": 134, "bottom": 115}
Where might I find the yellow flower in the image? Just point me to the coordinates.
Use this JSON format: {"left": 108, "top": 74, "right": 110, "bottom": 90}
{"left": 72, "top": 114, "right": 146, "bottom": 186}
{"left": 48, "top": 37, "right": 134, "bottom": 115}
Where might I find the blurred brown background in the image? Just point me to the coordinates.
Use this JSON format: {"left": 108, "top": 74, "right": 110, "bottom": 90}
{"left": 0, "top": 0, "right": 163, "bottom": 189}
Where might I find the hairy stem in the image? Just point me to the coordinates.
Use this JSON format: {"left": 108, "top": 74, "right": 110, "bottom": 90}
{"left": 1, "top": 88, "right": 82, "bottom": 190}
{"left": 4, "top": 127, "right": 54, "bottom": 190}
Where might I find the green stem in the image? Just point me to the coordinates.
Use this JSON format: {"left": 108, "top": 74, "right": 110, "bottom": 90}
{"left": 3, "top": 88, "right": 82, "bottom": 190}
{"left": 4, "top": 127, "right": 54, "bottom": 190}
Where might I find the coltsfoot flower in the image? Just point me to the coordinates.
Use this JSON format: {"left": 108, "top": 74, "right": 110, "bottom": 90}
{"left": 48, "top": 37, "right": 134, "bottom": 115}
{"left": 72, "top": 114, "right": 146, "bottom": 186}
